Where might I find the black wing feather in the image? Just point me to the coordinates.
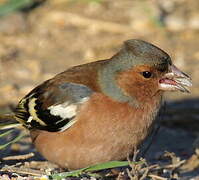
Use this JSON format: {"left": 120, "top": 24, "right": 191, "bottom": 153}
{"left": 15, "top": 81, "right": 93, "bottom": 132}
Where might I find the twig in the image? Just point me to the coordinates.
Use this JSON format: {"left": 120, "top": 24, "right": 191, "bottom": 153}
{"left": 164, "top": 160, "right": 186, "bottom": 169}
{"left": 0, "top": 123, "right": 21, "bottom": 130}
{"left": 1, "top": 167, "right": 44, "bottom": 176}
{"left": 139, "top": 167, "right": 149, "bottom": 180}
{"left": 132, "top": 148, "right": 139, "bottom": 162}
{"left": 126, "top": 168, "right": 134, "bottom": 180}
{"left": 2, "top": 153, "right": 34, "bottom": 161}
{"left": 148, "top": 174, "right": 167, "bottom": 180}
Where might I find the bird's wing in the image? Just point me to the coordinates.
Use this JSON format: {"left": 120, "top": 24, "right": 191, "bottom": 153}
{"left": 15, "top": 80, "right": 93, "bottom": 132}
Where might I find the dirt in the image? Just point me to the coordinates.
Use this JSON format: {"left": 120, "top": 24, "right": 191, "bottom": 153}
{"left": 0, "top": 0, "right": 199, "bottom": 179}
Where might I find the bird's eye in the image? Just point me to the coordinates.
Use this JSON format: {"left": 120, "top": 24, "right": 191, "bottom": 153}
{"left": 142, "top": 71, "right": 152, "bottom": 78}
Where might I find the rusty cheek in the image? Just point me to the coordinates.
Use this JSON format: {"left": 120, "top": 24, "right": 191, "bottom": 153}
{"left": 116, "top": 68, "right": 160, "bottom": 102}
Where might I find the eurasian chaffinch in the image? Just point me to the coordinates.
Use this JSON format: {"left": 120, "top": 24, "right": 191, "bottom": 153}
{"left": 14, "top": 39, "right": 192, "bottom": 170}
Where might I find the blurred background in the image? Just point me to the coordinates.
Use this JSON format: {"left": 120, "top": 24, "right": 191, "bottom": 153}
{"left": 0, "top": 0, "right": 199, "bottom": 179}
{"left": 0, "top": 0, "right": 199, "bottom": 107}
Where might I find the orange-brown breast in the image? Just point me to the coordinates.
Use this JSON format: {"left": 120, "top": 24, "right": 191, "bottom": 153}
{"left": 31, "top": 92, "right": 162, "bottom": 169}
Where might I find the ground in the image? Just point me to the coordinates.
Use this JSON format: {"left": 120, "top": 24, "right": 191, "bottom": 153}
{"left": 0, "top": 0, "right": 199, "bottom": 179}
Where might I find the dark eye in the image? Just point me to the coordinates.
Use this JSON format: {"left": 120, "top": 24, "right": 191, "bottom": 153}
{"left": 142, "top": 71, "right": 152, "bottom": 78}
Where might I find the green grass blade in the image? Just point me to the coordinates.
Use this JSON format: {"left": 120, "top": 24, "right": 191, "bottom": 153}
{"left": 0, "top": 132, "right": 24, "bottom": 150}
{"left": 50, "top": 161, "right": 130, "bottom": 179}
{"left": 0, "top": 129, "right": 13, "bottom": 138}
{"left": 84, "top": 160, "right": 129, "bottom": 172}
{"left": 50, "top": 169, "right": 84, "bottom": 179}
{"left": 0, "top": 0, "right": 33, "bottom": 16}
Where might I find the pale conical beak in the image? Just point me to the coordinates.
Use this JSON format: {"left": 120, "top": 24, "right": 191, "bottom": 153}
{"left": 159, "top": 64, "right": 192, "bottom": 93}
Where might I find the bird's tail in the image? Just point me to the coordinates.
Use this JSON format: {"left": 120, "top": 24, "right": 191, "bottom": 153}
{"left": 0, "top": 114, "right": 21, "bottom": 130}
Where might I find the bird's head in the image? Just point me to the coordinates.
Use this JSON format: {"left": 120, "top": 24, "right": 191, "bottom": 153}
{"left": 99, "top": 39, "right": 192, "bottom": 105}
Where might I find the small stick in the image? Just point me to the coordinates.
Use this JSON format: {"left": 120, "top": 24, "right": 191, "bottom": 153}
{"left": 148, "top": 174, "right": 167, "bottom": 180}
{"left": 132, "top": 148, "right": 139, "bottom": 162}
{"left": 140, "top": 167, "right": 149, "bottom": 180}
{"left": 2, "top": 153, "right": 34, "bottom": 161}
{"left": 164, "top": 160, "right": 186, "bottom": 169}
{"left": 1, "top": 167, "right": 44, "bottom": 176}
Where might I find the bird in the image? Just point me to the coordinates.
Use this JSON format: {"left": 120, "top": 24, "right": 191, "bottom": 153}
{"left": 14, "top": 39, "right": 192, "bottom": 170}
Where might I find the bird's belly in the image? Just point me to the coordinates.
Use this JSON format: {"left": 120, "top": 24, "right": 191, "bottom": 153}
{"left": 32, "top": 124, "right": 148, "bottom": 170}
{"left": 31, "top": 93, "right": 161, "bottom": 169}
